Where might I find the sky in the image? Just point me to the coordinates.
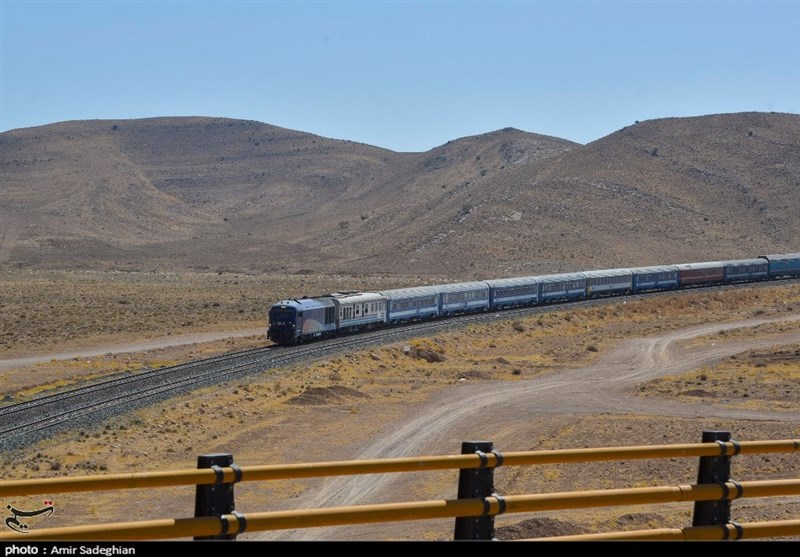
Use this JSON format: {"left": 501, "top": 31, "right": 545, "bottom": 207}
{"left": 1, "top": 1, "right": 798, "bottom": 152}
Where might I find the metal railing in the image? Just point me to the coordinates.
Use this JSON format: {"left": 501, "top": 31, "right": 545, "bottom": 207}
{"left": 2, "top": 479, "right": 799, "bottom": 541}
{"left": 4, "top": 439, "right": 797, "bottom": 497}
{"left": 0, "top": 430, "right": 798, "bottom": 541}
{"left": 533, "top": 519, "right": 800, "bottom": 541}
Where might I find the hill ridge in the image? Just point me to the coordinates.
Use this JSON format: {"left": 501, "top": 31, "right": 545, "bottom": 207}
{"left": 1, "top": 112, "right": 797, "bottom": 276}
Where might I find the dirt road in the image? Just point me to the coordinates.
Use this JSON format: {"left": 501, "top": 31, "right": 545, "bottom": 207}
{"left": 256, "top": 314, "right": 800, "bottom": 540}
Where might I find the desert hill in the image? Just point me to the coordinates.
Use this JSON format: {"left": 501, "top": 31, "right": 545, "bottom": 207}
{"left": 1, "top": 112, "right": 796, "bottom": 278}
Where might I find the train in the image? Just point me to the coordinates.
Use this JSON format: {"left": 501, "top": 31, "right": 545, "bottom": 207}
{"left": 267, "top": 253, "right": 800, "bottom": 346}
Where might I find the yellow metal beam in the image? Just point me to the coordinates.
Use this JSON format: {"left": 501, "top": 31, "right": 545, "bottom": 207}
{"left": 2, "top": 439, "right": 798, "bottom": 497}
{"left": 530, "top": 519, "right": 800, "bottom": 541}
{"left": 2, "top": 479, "right": 798, "bottom": 541}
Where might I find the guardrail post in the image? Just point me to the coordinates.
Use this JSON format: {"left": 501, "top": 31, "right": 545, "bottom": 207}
{"left": 454, "top": 441, "right": 495, "bottom": 541}
{"left": 194, "top": 453, "right": 238, "bottom": 540}
{"left": 692, "top": 430, "right": 732, "bottom": 527}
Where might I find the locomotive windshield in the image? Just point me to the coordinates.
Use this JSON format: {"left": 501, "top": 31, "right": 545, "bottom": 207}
{"left": 269, "top": 305, "right": 296, "bottom": 324}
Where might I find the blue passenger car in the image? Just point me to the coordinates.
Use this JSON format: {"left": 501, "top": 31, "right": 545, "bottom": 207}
{"left": 486, "top": 277, "right": 539, "bottom": 309}
{"left": 630, "top": 265, "right": 679, "bottom": 292}
{"left": 380, "top": 286, "right": 440, "bottom": 323}
{"left": 436, "top": 281, "right": 490, "bottom": 315}
{"left": 268, "top": 297, "right": 337, "bottom": 345}
{"left": 537, "top": 272, "right": 587, "bottom": 303}
{"left": 722, "top": 259, "right": 769, "bottom": 283}
{"left": 761, "top": 253, "right": 800, "bottom": 278}
{"left": 584, "top": 269, "right": 633, "bottom": 297}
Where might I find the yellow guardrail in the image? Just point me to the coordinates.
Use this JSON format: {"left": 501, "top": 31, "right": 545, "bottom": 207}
{"left": 1, "top": 434, "right": 798, "bottom": 541}
{"left": 1, "top": 479, "right": 799, "bottom": 541}
{"left": 532, "top": 519, "right": 800, "bottom": 541}
{"left": 2, "top": 439, "right": 798, "bottom": 497}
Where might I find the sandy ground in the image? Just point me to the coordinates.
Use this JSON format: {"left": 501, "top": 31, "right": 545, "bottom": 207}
{"left": 0, "top": 328, "right": 266, "bottom": 371}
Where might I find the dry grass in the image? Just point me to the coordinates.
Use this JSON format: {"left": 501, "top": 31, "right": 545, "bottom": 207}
{"left": 641, "top": 339, "right": 800, "bottom": 410}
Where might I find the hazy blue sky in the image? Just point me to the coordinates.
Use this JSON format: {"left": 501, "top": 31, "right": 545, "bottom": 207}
{"left": 2, "top": 1, "right": 798, "bottom": 151}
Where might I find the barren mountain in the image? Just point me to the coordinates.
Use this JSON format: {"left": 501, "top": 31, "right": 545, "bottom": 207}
{"left": 1, "top": 112, "right": 797, "bottom": 277}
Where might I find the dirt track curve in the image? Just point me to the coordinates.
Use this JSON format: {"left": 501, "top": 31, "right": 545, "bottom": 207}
{"left": 255, "top": 314, "right": 800, "bottom": 541}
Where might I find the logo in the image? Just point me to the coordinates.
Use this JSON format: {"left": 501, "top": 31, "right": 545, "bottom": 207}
{"left": 4, "top": 501, "right": 54, "bottom": 533}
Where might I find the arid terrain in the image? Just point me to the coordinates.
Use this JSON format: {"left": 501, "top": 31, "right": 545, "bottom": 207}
{"left": 1, "top": 110, "right": 798, "bottom": 540}
{"left": 2, "top": 112, "right": 798, "bottom": 276}
{"left": 1, "top": 277, "right": 798, "bottom": 540}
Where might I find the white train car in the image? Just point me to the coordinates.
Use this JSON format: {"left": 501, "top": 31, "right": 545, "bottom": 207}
{"left": 328, "top": 291, "right": 387, "bottom": 333}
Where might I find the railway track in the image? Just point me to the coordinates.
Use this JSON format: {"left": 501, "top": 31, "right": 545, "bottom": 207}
{"left": 1, "top": 278, "right": 797, "bottom": 452}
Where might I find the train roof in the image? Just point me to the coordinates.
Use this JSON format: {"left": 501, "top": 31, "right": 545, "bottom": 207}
{"left": 484, "top": 276, "right": 540, "bottom": 288}
{"left": 720, "top": 258, "right": 768, "bottom": 266}
{"left": 628, "top": 265, "right": 679, "bottom": 274}
{"left": 270, "top": 297, "right": 335, "bottom": 311}
{"left": 326, "top": 291, "right": 386, "bottom": 304}
{"left": 583, "top": 268, "right": 633, "bottom": 279}
{"left": 535, "top": 272, "right": 586, "bottom": 283}
{"left": 760, "top": 253, "right": 800, "bottom": 262}
{"left": 674, "top": 261, "right": 725, "bottom": 271}
{"left": 435, "top": 281, "right": 490, "bottom": 293}
{"left": 378, "top": 286, "right": 440, "bottom": 298}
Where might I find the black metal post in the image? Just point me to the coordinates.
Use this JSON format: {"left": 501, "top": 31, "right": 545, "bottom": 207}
{"left": 194, "top": 453, "right": 237, "bottom": 540}
{"left": 454, "top": 441, "right": 496, "bottom": 541}
{"left": 692, "top": 430, "right": 732, "bottom": 527}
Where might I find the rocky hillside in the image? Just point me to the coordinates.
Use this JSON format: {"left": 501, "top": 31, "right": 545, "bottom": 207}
{"left": 1, "top": 112, "right": 796, "bottom": 278}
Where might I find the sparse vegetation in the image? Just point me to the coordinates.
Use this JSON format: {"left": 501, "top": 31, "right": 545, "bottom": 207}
{"left": 641, "top": 339, "right": 800, "bottom": 410}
